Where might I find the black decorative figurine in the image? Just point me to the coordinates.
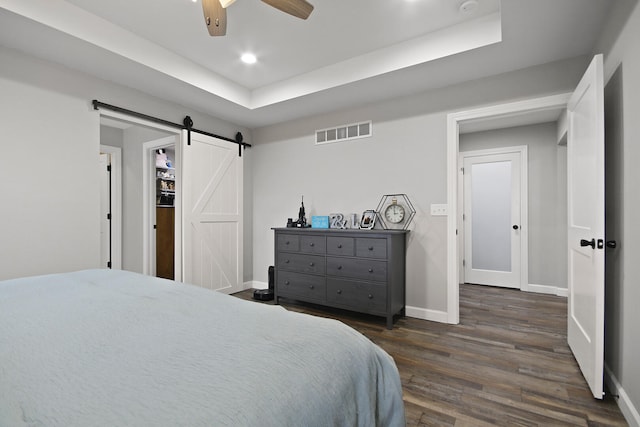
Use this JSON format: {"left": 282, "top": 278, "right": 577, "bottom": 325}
{"left": 296, "top": 196, "right": 309, "bottom": 228}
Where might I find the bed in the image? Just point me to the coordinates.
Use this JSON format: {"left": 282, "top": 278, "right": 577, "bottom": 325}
{"left": 0, "top": 269, "right": 405, "bottom": 426}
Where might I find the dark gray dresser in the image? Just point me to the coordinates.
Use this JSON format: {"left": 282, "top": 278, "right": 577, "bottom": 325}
{"left": 273, "top": 228, "right": 408, "bottom": 329}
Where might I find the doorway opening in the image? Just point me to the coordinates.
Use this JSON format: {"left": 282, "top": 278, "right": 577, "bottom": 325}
{"left": 143, "top": 138, "right": 179, "bottom": 280}
{"left": 446, "top": 93, "right": 571, "bottom": 324}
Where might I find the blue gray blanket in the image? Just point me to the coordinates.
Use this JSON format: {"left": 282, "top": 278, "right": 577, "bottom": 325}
{"left": 0, "top": 269, "right": 405, "bottom": 426}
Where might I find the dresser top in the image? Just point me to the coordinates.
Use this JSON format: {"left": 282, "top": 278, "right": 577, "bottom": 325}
{"left": 272, "top": 227, "right": 409, "bottom": 235}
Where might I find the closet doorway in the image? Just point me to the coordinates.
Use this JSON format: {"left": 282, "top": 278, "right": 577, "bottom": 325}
{"left": 143, "top": 137, "right": 179, "bottom": 280}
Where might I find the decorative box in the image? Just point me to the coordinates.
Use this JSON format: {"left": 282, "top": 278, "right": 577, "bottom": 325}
{"left": 311, "top": 216, "right": 329, "bottom": 228}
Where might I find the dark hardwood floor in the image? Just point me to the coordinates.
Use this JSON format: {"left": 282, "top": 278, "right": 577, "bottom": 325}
{"left": 232, "top": 284, "right": 627, "bottom": 426}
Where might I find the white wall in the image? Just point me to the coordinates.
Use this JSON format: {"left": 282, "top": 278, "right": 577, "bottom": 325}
{"left": 0, "top": 60, "right": 100, "bottom": 280}
{"left": 0, "top": 45, "right": 251, "bottom": 281}
{"left": 252, "top": 55, "right": 590, "bottom": 316}
{"left": 460, "top": 122, "right": 568, "bottom": 292}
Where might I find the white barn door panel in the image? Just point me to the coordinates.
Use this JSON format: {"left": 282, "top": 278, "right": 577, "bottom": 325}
{"left": 181, "top": 130, "right": 243, "bottom": 294}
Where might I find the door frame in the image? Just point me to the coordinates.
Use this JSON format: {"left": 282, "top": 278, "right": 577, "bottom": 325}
{"left": 142, "top": 136, "right": 180, "bottom": 278}
{"left": 99, "top": 144, "right": 122, "bottom": 270}
{"left": 97, "top": 109, "right": 181, "bottom": 276}
{"left": 446, "top": 93, "right": 571, "bottom": 324}
{"left": 458, "top": 146, "right": 528, "bottom": 290}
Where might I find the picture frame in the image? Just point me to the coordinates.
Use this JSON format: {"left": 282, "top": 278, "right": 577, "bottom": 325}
{"left": 359, "top": 210, "right": 377, "bottom": 229}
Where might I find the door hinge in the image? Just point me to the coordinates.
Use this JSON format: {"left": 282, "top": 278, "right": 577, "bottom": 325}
{"left": 107, "top": 164, "right": 111, "bottom": 172}
{"left": 153, "top": 224, "right": 157, "bottom": 229}
{"left": 460, "top": 167, "right": 464, "bottom": 174}
{"left": 107, "top": 261, "right": 111, "bottom": 268}
{"left": 462, "top": 259, "right": 466, "bottom": 266}
{"left": 107, "top": 213, "right": 111, "bottom": 220}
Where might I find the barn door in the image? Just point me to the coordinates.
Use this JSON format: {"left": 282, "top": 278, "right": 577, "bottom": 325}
{"left": 180, "top": 130, "right": 243, "bottom": 294}
{"left": 567, "top": 54, "right": 605, "bottom": 399}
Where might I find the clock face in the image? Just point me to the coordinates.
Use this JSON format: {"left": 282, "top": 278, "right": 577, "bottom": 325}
{"left": 384, "top": 203, "right": 405, "bottom": 224}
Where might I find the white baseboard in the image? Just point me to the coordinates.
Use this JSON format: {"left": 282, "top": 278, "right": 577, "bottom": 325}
{"left": 405, "top": 305, "right": 449, "bottom": 323}
{"left": 525, "top": 283, "right": 568, "bottom": 297}
{"left": 605, "top": 364, "right": 640, "bottom": 427}
{"left": 243, "top": 280, "right": 267, "bottom": 290}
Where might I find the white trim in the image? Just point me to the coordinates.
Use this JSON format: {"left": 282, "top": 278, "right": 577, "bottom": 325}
{"left": 605, "top": 364, "right": 640, "bottom": 427}
{"left": 526, "top": 283, "right": 568, "bottom": 297}
{"left": 99, "top": 145, "right": 122, "bottom": 270}
{"left": 458, "top": 146, "right": 529, "bottom": 291}
{"left": 245, "top": 280, "right": 268, "bottom": 290}
{"left": 446, "top": 93, "right": 572, "bottom": 324}
{"left": 405, "top": 306, "right": 449, "bottom": 324}
{"left": 142, "top": 136, "right": 179, "bottom": 276}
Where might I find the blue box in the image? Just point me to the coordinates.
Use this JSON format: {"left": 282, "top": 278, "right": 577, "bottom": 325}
{"left": 311, "top": 216, "right": 329, "bottom": 228}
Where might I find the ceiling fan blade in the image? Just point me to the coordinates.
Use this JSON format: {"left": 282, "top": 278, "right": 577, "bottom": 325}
{"left": 202, "top": 0, "right": 227, "bottom": 36}
{"left": 261, "top": 0, "right": 314, "bottom": 20}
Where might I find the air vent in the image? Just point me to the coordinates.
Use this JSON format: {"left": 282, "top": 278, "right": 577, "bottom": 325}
{"left": 315, "top": 121, "right": 372, "bottom": 145}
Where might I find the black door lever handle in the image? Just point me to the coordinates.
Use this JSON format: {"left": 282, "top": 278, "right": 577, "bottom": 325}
{"left": 606, "top": 240, "right": 617, "bottom": 249}
{"left": 580, "top": 238, "right": 596, "bottom": 249}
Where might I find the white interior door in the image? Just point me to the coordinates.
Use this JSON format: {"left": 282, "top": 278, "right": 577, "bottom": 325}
{"left": 567, "top": 54, "right": 605, "bottom": 399}
{"left": 181, "top": 130, "right": 243, "bottom": 294}
{"left": 462, "top": 149, "right": 524, "bottom": 288}
{"left": 99, "top": 153, "right": 111, "bottom": 269}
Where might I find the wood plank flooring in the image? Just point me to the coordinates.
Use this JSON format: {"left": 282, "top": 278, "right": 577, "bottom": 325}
{"left": 232, "top": 284, "right": 627, "bottom": 426}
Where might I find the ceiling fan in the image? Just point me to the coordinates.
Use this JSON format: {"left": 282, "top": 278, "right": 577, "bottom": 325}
{"left": 202, "top": 0, "right": 314, "bottom": 36}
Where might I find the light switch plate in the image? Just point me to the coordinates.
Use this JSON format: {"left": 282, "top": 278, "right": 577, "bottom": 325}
{"left": 430, "top": 204, "right": 448, "bottom": 216}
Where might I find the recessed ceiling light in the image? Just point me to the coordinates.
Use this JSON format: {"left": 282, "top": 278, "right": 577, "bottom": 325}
{"left": 241, "top": 53, "right": 257, "bottom": 64}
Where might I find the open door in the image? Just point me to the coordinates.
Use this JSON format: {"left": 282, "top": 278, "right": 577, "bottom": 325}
{"left": 180, "top": 130, "right": 243, "bottom": 294}
{"left": 567, "top": 54, "right": 605, "bottom": 399}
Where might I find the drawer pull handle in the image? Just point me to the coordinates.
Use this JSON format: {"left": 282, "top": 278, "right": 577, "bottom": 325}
{"left": 337, "top": 265, "right": 342, "bottom": 270}
{"left": 368, "top": 246, "right": 374, "bottom": 251}
{"left": 285, "top": 241, "right": 290, "bottom": 245}
{"left": 368, "top": 268, "right": 374, "bottom": 273}
{"left": 337, "top": 289, "right": 342, "bottom": 294}
{"left": 337, "top": 244, "right": 342, "bottom": 248}
{"left": 309, "top": 242, "right": 315, "bottom": 247}
{"left": 309, "top": 285, "right": 315, "bottom": 290}
{"left": 368, "top": 294, "right": 373, "bottom": 299}
{"left": 285, "top": 259, "right": 290, "bottom": 264}
{"left": 309, "top": 262, "right": 315, "bottom": 267}
{"left": 285, "top": 281, "right": 290, "bottom": 285}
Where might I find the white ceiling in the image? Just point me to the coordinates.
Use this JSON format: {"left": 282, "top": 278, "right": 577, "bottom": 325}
{"left": 0, "top": 0, "right": 616, "bottom": 129}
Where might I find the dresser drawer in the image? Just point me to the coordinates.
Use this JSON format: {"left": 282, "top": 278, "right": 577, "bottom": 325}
{"left": 327, "top": 236, "right": 355, "bottom": 256}
{"left": 326, "top": 257, "right": 387, "bottom": 282}
{"left": 277, "top": 271, "right": 326, "bottom": 302}
{"left": 300, "top": 235, "right": 326, "bottom": 254}
{"left": 278, "top": 253, "right": 325, "bottom": 275}
{"left": 277, "top": 234, "right": 300, "bottom": 252}
{"left": 356, "top": 238, "right": 387, "bottom": 259}
{"left": 327, "top": 279, "right": 387, "bottom": 313}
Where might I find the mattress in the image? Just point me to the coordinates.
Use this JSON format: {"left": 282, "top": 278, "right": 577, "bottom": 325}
{"left": 0, "top": 269, "right": 405, "bottom": 426}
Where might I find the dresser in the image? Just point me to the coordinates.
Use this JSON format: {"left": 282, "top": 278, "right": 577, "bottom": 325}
{"left": 273, "top": 228, "right": 408, "bottom": 329}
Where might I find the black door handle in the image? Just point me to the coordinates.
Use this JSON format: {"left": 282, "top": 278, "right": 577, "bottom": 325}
{"left": 512, "top": 225, "right": 519, "bottom": 230}
{"left": 580, "top": 238, "right": 596, "bottom": 249}
{"left": 606, "top": 240, "right": 617, "bottom": 249}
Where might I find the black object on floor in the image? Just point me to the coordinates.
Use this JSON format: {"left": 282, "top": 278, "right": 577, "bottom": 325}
{"left": 253, "top": 266, "right": 274, "bottom": 301}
